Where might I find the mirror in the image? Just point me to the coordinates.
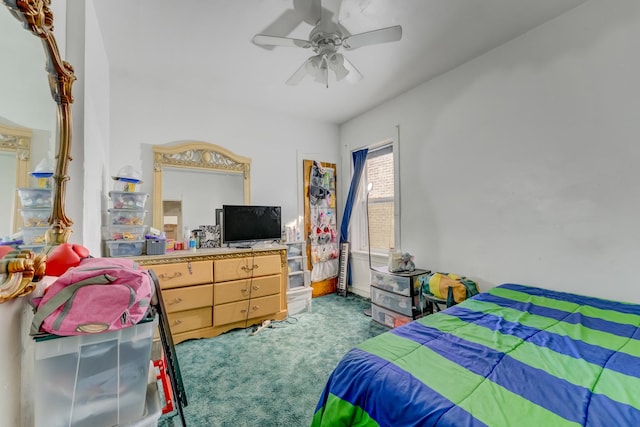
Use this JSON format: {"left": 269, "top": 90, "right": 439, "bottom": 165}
{"left": 1, "top": 0, "right": 76, "bottom": 300}
{"left": 152, "top": 142, "right": 251, "bottom": 241}
{"left": 0, "top": 122, "right": 31, "bottom": 237}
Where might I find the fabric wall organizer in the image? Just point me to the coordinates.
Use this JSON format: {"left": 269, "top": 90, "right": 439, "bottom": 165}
{"left": 307, "top": 160, "right": 338, "bottom": 282}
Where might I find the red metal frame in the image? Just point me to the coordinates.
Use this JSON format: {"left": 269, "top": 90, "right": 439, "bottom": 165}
{"left": 153, "top": 357, "right": 174, "bottom": 414}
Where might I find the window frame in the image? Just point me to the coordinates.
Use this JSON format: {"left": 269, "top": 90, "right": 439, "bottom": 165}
{"left": 350, "top": 138, "right": 400, "bottom": 256}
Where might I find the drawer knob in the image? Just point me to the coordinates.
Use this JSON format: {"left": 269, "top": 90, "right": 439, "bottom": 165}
{"left": 168, "top": 297, "right": 183, "bottom": 305}
{"left": 241, "top": 265, "right": 255, "bottom": 272}
{"left": 159, "top": 271, "right": 182, "bottom": 280}
{"left": 240, "top": 288, "right": 248, "bottom": 293}
{"left": 252, "top": 285, "right": 260, "bottom": 291}
{"left": 172, "top": 319, "right": 182, "bottom": 326}
{"left": 240, "top": 308, "right": 248, "bottom": 313}
{"left": 252, "top": 305, "right": 260, "bottom": 311}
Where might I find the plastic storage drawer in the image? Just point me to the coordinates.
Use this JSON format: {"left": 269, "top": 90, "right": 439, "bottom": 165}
{"left": 371, "top": 286, "right": 416, "bottom": 316}
{"left": 286, "top": 241, "right": 305, "bottom": 257}
{"left": 104, "top": 225, "right": 146, "bottom": 241}
{"left": 287, "top": 286, "right": 312, "bottom": 315}
{"left": 22, "top": 226, "right": 49, "bottom": 245}
{"left": 105, "top": 239, "right": 145, "bottom": 257}
{"left": 20, "top": 208, "right": 50, "bottom": 227}
{"left": 109, "top": 191, "right": 149, "bottom": 210}
{"left": 370, "top": 269, "right": 414, "bottom": 296}
{"left": 34, "top": 319, "right": 156, "bottom": 427}
{"left": 371, "top": 303, "right": 412, "bottom": 328}
{"left": 288, "top": 272, "right": 305, "bottom": 289}
{"left": 287, "top": 257, "right": 304, "bottom": 273}
{"left": 17, "top": 187, "right": 52, "bottom": 208}
{"left": 108, "top": 208, "right": 147, "bottom": 226}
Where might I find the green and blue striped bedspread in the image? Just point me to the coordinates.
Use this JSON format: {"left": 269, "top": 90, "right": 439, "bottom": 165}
{"left": 311, "top": 283, "right": 640, "bottom": 426}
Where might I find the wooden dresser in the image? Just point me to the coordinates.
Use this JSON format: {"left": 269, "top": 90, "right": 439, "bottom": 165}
{"left": 132, "top": 246, "right": 288, "bottom": 343}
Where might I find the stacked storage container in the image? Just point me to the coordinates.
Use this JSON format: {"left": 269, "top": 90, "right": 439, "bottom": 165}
{"left": 17, "top": 187, "right": 52, "bottom": 253}
{"left": 104, "top": 189, "right": 148, "bottom": 257}
{"left": 285, "top": 241, "right": 312, "bottom": 315}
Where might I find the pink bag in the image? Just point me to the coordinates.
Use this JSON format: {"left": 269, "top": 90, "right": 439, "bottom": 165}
{"left": 31, "top": 257, "right": 153, "bottom": 336}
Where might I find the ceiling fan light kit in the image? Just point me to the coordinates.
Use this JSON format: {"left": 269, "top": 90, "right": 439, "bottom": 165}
{"left": 252, "top": 3, "right": 402, "bottom": 87}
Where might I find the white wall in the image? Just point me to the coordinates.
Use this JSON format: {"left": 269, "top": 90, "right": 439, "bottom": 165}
{"left": 342, "top": 0, "right": 640, "bottom": 303}
{"left": 109, "top": 70, "right": 340, "bottom": 238}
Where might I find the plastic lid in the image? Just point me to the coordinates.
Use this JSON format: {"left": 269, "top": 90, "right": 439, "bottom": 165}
{"left": 30, "top": 157, "right": 54, "bottom": 176}
{"left": 112, "top": 165, "right": 143, "bottom": 183}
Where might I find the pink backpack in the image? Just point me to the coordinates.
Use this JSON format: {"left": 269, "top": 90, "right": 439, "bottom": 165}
{"left": 31, "top": 257, "right": 153, "bottom": 336}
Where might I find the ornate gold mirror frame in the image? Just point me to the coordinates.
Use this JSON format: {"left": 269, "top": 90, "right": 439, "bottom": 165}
{"left": 152, "top": 142, "right": 252, "bottom": 230}
{"left": 0, "top": 122, "right": 31, "bottom": 232}
{"left": 1, "top": 0, "right": 75, "bottom": 302}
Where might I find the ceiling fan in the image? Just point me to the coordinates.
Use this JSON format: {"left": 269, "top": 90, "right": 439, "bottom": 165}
{"left": 252, "top": 0, "right": 402, "bottom": 87}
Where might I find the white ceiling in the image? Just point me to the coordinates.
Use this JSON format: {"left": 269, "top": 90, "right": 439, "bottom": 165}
{"left": 93, "top": 0, "right": 586, "bottom": 124}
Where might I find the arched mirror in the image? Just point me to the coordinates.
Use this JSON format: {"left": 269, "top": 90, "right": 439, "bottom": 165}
{"left": 152, "top": 142, "right": 251, "bottom": 242}
{"left": 1, "top": 0, "right": 76, "bottom": 301}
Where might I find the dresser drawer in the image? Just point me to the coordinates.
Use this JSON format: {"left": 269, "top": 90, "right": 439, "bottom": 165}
{"left": 163, "top": 284, "right": 213, "bottom": 314}
{"left": 167, "top": 307, "right": 212, "bottom": 334}
{"left": 214, "top": 254, "right": 282, "bottom": 282}
{"left": 151, "top": 260, "right": 213, "bottom": 289}
{"left": 213, "top": 294, "right": 281, "bottom": 325}
{"left": 214, "top": 275, "right": 281, "bottom": 305}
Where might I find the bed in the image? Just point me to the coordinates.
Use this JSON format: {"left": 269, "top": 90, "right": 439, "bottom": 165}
{"left": 312, "top": 283, "right": 640, "bottom": 426}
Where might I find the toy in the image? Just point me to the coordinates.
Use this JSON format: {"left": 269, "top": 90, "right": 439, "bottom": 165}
{"left": 400, "top": 252, "right": 415, "bottom": 272}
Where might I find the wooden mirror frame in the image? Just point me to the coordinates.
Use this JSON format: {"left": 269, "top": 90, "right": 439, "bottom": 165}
{"left": 152, "top": 141, "right": 252, "bottom": 231}
{"left": 1, "top": 0, "right": 75, "bottom": 302}
{"left": 0, "top": 122, "right": 31, "bottom": 233}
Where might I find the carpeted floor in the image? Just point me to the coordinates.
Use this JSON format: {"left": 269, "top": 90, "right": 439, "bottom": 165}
{"left": 158, "top": 293, "right": 387, "bottom": 427}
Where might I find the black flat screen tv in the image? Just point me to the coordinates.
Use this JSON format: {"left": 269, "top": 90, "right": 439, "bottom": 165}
{"left": 222, "top": 205, "right": 282, "bottom": 245}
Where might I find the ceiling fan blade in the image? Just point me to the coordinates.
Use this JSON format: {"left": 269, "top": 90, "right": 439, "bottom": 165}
{"left": 342, "top": 25, "right": 402, "bottom": 50}
{"left": 286, "top": 59, "right": 312, "bottom": 86}
{"left": 252, "top": 34, "right": 312, "bottom": 49}
{"left": 294, "top": 0, "right": 322, "bottom": 26}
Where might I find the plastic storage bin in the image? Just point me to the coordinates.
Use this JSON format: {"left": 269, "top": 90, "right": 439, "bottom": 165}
{"left": 105, "top": 239, "right": 145, "bottom": 257}
{"left": 17, "top": 187, "right": 52, "bottom": 208}
{"left": 145, "top": 238, "right": 166, "bottom": 255}
{"left": 18, "top": 244, "right": 46, "bottom": 253}
{"left": 287, "top": 257, "right": 305, "bottom": 273}
{"left": 371, "top": 303, "right": 412, "bottom": 328}
{"left": 34, "top": 319, "right": 156, "bottom": 427}
{"left": 288, "top": 272, "right": 305, "bottom": 289}
{"left": 371, "top": 286, "right": 417, "bottom": 316}
{"left": 287, "top": 285, "right": 312, "bottom": 315}
{"left": 286, "top": 241, "right": 305, "bottom": 257}
{"left": 109, "top": 191, "right": 149, "bottom": 210}
{"left": 20, "top": 208, "right": 51, "bottom": 227}
{"left": 104, "top": 225, "right": 146, "bottom": 241}
{"left": 22, "top": 226, "right": 49, "bottom": 245}
{"left": 122, "top": 383, "right": 162, "bottom": 427}
{"left": 108, "top": 208, "right": 147, "bottom": 226}
{"left": 370, "top": 269, "right": 416, "bottom": 296}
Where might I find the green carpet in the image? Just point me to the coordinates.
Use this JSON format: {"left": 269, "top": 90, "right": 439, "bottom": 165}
{"left": 158, "top": 293, "right": 387, "bottom": 427}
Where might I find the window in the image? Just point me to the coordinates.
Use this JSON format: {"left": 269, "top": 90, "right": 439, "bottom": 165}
{"left": 356, "top": 143, "right": 396, "bottom": 254}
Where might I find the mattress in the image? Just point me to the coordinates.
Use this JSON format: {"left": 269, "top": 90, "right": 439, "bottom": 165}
{"left": 312, "top": 283, "right": 640, "bottom": 426}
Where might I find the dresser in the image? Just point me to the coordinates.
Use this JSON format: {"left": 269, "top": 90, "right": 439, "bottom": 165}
{"left": 132, "top": 246, "right": 288, "bottom": 343}
{"left": 369, "top": 266, "right": 431, "bottom": 328}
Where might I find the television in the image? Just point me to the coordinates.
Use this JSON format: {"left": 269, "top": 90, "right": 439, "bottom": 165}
{"left": 222, "top": 205, "right": 282, "bottom": 245}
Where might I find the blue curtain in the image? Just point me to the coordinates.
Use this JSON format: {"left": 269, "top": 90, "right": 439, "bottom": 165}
{"left": 340, "top": 148, "right": 369, "bottom": 243}
{"left": 338, "top": 148, "right": 368, "bottom": 293}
